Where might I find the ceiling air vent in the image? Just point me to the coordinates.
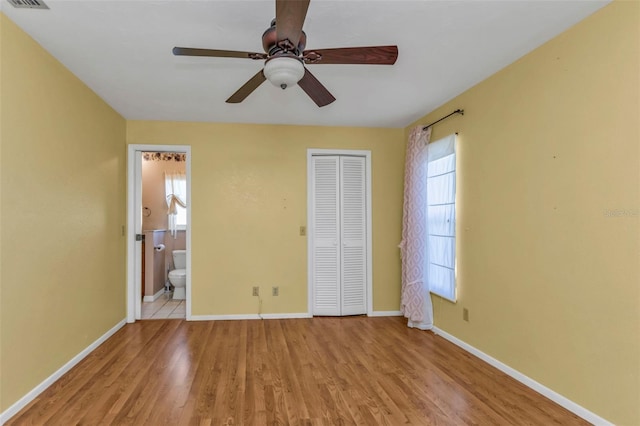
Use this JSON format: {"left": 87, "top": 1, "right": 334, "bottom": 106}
{"left": 7, "top": 0, "right": 49, "bottom": 9}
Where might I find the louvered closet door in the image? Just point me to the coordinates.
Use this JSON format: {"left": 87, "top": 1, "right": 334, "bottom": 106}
{"left": 339, "top": 156, "right": 367, "bottom": 315}
{"left": 312, "top": 155, "right": 367, "bottom": 316}
{"left": 312, "top": 156, "right": 341, "bottom": 316}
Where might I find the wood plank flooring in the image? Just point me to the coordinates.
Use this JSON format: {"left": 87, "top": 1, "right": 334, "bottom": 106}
{"left": 7, "top": 317, "right": 588, "bottom": 425}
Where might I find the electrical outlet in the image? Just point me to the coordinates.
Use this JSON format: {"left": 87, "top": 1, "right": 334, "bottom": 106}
{"left": 272, "top": 286, "right": 279, "bottom": 296}
{"left": 463, "top": 308, "right": 469, "bottom": 322}
{"left": 252, "top": 286, "right": 259, "bottom": 297}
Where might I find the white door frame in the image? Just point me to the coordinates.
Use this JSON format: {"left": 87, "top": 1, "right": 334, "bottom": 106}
{"left": 307, "top": 149, "right": 373, "bottom": 316}
{"left": 126, "top": 144, "right": 192, "bottom": 323}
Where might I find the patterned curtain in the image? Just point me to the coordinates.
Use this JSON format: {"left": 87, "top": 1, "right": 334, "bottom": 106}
{"left": 399, "top": 126, "right": 434, "bottom": 330}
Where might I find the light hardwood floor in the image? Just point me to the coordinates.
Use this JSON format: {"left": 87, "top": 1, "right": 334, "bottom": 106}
{"left": 7, "top": 317, "right": 588, "bottom": 425}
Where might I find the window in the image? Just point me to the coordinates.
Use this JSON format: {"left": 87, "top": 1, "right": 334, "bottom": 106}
{"left": 165, "top": 172, "right": 187, "bottom": 232}
{"left": 175, "top": 202, "right": 187, "bottom": 228}
{"left": 426, "top": 134, "right": 456, "bottom": 301}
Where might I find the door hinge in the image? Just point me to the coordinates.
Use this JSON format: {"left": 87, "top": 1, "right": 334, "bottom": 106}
{"left": 136, "top": 234, "right": 145, "bottom": 241}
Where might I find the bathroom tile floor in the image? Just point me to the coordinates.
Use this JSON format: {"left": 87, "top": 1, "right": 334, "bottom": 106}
{"left": 141, "top": 293, "right": 185, "bottom": 319}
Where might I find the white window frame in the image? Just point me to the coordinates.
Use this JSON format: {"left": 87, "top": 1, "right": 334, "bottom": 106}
{"left": 426, "top": 134, "right": 457, "bottom": 302}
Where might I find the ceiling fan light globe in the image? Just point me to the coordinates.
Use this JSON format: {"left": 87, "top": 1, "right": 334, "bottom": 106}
{"left": 264, "top": 57, "right": 305, "bottom": 90}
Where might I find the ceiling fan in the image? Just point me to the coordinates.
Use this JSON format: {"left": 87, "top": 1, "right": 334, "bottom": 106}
{"left": 172, "top": 0, "right": 398, "bottom": 107}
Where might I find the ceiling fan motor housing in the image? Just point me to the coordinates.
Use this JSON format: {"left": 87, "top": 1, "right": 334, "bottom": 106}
{"left": 262, "top": 21, "right": 307, "bottom": 55}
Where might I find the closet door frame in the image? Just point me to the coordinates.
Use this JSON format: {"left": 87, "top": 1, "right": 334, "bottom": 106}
{"left": 307, "top": 149, "right": 373, "bottom": 316}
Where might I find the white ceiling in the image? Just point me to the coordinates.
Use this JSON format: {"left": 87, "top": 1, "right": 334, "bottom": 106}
{"left": 3, "top": 0, "right": 608, "bottom": 128}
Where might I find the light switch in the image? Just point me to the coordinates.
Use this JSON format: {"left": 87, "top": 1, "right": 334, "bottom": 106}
{"left": 299, "top": 226, "right": 306, "bottom": 236}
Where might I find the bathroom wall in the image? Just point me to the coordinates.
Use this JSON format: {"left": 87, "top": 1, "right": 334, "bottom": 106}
{"left": 141, "top": 154, "right": 186, "bottom": 293}
{"left": 405, "top": 2, "right": 639, "bottom": 424}
{"left": 144, "top": 230, "right": 167, "bottom": 297}
{"left": 142, "top": 230, "right": 186, "bottom": 298}
{"left": 141, "top": 154, "right": 186, "bottom": 231}
{"left": 163, "top": 230, "right": 186, "bottom": 269}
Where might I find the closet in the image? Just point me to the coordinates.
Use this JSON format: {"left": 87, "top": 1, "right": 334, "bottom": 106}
{"left": 309, "top": 153, "right": 370, "bottom": 316}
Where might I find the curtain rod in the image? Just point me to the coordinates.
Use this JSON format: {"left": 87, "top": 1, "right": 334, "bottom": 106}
{"left": 423, "top": 109, "right": 464, "bottom": 130}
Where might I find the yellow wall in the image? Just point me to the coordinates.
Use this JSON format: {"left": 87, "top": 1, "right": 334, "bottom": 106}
{"left": 408, "top": 2, "right": 639, "bottom": 424}
{"left": 3, "top": 0, "right": 637, "bottom": 422}
{"left": 0, "top": 14, "right": 126, "bottom": 411}
{"left": 127, "top": 122, "right": 405, "bottom": 315}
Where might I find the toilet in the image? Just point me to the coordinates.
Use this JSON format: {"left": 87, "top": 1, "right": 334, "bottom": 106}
{"left": 168, "top": 250, "right": 186, "bottom": 300}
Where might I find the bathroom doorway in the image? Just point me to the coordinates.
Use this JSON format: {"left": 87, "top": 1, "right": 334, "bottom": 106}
{"left": 126, "top": 144, "right": 192, "bottom": 323}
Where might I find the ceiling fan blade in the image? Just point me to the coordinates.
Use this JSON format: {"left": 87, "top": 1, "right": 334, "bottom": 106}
{"left": 173, "top": 47, "right": 266, "bottom": 60}
{"left": 303, "top": 46, "right": 398, "bottom": 65}
{"left": 275, "top": 0, "right": 310, "bottom": 50}
{"left": 226, "top": 70, "right": 267, "bottom": 103}
{"left": 298, "top": 68, "right": 336, "bottom": 107}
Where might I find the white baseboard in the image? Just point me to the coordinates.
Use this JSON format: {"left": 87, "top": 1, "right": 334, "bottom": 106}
{"left": 260, "top": 313, "right": 312, "bottom": 319}
{"left": 0, "top": 319, "right": 127, "bottom": 425}
{"left": 190, "top": 314, "right": 261, "bottom": 321}
{"left": 192, "top": 312, "right": 401, "bottom": 321}
{"left": 368, "top": 311, "right": 403, "bottom": 317}
{"left": 142, "top": 288, "right": 165, "bottom": 302}
{"left": 189, "top": 313, "right": 311, "bottom": 321}
{"left": 431, "top": 326, "right": 613, "bottom": 426}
